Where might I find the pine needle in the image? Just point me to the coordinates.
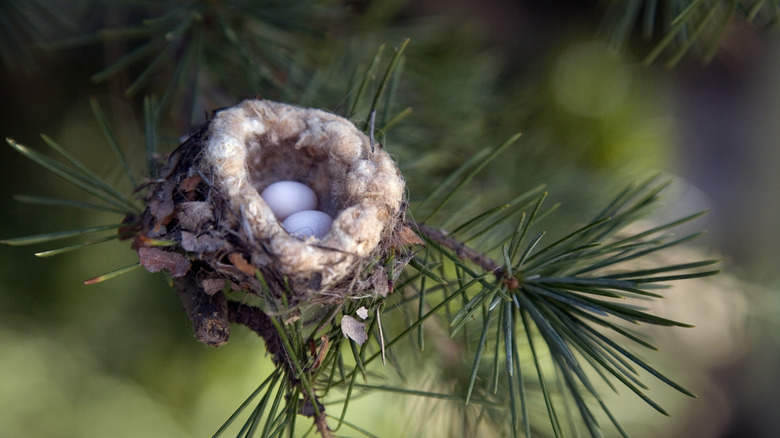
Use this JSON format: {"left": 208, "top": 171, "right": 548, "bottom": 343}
{"left": 144, "top": 96, "right": 159, "bottom": 178}
{"left": 0, "top": 223, "right": 122, "bottom": 246}
{"left": 13, "top": 194, "right": 127, "bottom": 214}
{"left": 6, "top": 138, "right": 139, "bottom": 214}
{"left": 213, "top": 369, "right": 284, "bottom": 438}
{"left": 34, "top": 233, "right": 120, "bottom": 257}
{"left": 423, "top": 133, "right": 522, "bottom": 222}
{"left": 90, "top": 98, "right": 138, "bottom": 187}
{"left": 366, "top": 38, "right": 410, "bottom": 128}
{"left": 82, "top": 263, "right": 142, "bottom": 285}
{"left": 348, "top": 44, "right": 385, "bottom": 118}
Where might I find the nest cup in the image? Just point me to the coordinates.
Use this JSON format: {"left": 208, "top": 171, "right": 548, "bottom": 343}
{"left": 190, "top": 99, "right": 404, "bottom": 298}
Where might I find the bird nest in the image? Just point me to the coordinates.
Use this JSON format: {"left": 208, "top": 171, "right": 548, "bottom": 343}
{"left": 134, "top": 99, "right": 409, "bottom": 345}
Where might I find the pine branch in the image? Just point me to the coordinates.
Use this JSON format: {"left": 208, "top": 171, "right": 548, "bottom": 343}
{"left": 405, "top": 178, "right": 719, "bottom": 435}
{"left": 227, "top": 301, "right": 288, "bottom": 368}
{"left": 413, "top": 222, "right": 503, "bottom": 276}
{"left": 1, "top": 3, "right": 735, "bottom": 435}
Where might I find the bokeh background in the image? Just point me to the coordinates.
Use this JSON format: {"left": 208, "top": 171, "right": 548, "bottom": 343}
{"left": 0, "top": 1, "right": 777, "bottom": 437}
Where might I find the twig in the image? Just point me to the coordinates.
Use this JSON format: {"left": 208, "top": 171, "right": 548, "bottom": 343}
{"left": 413, "top": 222, "right": 505, "bottom": 276}
{"left": 173, "top": 270, "right": 231, "bottom": 347}
{"left": 226, "top": 301, "right": 290, "bottom": 369}
{"left": 314, "top": 412, "right": 334, "bottom": 438}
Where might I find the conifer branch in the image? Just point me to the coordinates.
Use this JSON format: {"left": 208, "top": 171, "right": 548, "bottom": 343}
{"left": 413, "top": 222, "right": 503, "bottom": 276}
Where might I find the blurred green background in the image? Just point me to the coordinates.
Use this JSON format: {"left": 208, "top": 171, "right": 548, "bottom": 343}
{"left": 0, "top": 1, "right": 778, "bottom": 437}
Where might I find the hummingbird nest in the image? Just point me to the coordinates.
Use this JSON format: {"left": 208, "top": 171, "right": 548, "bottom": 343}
{"left": 135, "top": 99, "right": 408, "bottom": 346}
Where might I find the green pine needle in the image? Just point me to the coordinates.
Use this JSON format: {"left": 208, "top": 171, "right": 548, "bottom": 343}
{"left": 466, "top": 308, "right": 494, "bottom": 404}
{"left": 6, "top": 138, "right": 139, "bottom": 214}
{"left": 89, "top": 98, "right": 138, "bottom": 187}
{"left": 13, "top": 194, "right": 128, "bottom": 215}
{"left": 143, "top": 95, "right": 160, "bottom": 178}
{"left": 366, "top": 38, "right": 410, "bottom": 129}
{"left": 347, "top": 44, "right": 385, "bottom": 118}
{"left": 422, "top": 133, "right": 522, "bottom": 223}
{"left": 352, "top": 383, "right": 503, "bottom": 407}
{"left": 90, "top": 38, "right": 161, "bottom": 83}
{"left": 213, "top": 368, "right": 284, "bottom": 438}
{"left": 34, "top": 233, "right": 120, "bottom": 257}
{"left": 0, "top": 223, "right": 122, "bottom": 246}
{"left": 407, "top": 257, "right": 448, "bottom": 285}
{"left": 324, "top": 414, "right": 378, "bottom": 438}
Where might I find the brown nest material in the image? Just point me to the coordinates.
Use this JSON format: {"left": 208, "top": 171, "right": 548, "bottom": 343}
{"left": 134, "top": 99, "right": 408, "bottom": 347}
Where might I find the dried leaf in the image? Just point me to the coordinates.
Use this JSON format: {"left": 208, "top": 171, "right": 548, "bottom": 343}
{"left": 341, "top": 315, "right": 367, "bottom": 345}
{"left": 284, "top": 309, "right": 301, "bottom": 325}
{"left": 138, "top": 247, "right": 191, "bottom": 277}
{"left": 149, "top": 181, "right": 175, "bottom": 230}
{"left": 198, "top": 277, "right": 225, "bottom": 296}
{"left": 371, "top": 267, "right": 390, "bottom": 297}
{"left": 177, "top": 201, "right": 214, "bottom": 230}
{"left": 159, "top": 148, "right": 182, "bottom": 179}
{"left": 298, "top": 398, "right": 325, "bottom": 418}
{"left": 393, "top": 225, "right": 424, "bottom": 247}
{"left": 178, "top": 174, "right": 202, "bottom": 194}
{"left": 311, "top": 335, "right": 329, "bottom": 370}
{"left": 181, "top": 231, "right": 223, "bottom": 253}
{"left": 228, "top": 252, "right": 256, "bottom": 276}
{"left": 356, "top": 306, "right": 369, "bottom": 320}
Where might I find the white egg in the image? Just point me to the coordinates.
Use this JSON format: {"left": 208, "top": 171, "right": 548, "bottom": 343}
{"left": 260, "top": 181, "right": 317, "bottom": 220}
{"left": 282, "top": 210, "right": 333, "bottom": 239}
